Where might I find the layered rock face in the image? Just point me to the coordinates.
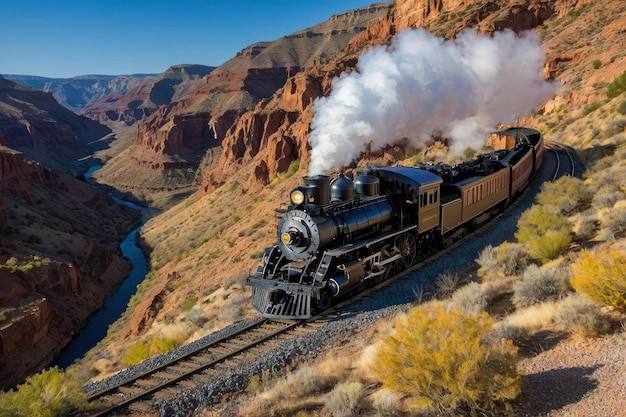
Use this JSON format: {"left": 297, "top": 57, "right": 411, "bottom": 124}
{"left": 93, "top": 4, "right": 392, "bottom": 207}
{"left": 201, "top": 0, "right": 612, "bottom": 194}
{"left": 0, "top": 77, "right": 111, "bottom": 176}
{"left": 81, "top": 65, "right": 216, "bottom": 126}
{"left": 0, "top": 145, "right": 140, "bottom": 389}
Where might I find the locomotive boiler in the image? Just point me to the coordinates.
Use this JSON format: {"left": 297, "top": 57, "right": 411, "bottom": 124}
{"left": 247, "top": 127, "right": 544, "bottom": 319}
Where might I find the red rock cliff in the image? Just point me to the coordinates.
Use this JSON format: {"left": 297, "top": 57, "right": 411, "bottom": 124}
{"left": 0, "top": 146, "right": 139, "bottom": 389}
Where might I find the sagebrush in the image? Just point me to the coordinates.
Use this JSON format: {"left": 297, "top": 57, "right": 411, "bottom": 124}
{"left": 374, "top": 302, "right": 522, "bottom": 415}
{"left": 571, "top": 249, "right": 626, "bottom": 311}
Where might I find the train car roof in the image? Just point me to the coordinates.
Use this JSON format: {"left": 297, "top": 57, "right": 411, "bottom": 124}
{"left": 494, "top": 127, "right": 542, "bottom": 145}
{"left": 373, "top": 166, "right": 443, "bottom": 189}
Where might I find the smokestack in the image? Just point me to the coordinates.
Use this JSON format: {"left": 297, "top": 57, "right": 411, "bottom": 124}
{"left": 307, "top": 28, "right": 557, "bottom": 176}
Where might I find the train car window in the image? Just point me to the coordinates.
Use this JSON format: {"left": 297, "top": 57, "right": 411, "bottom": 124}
{"left": 429, "top": 193, "right": 433, "bottom": 204}
{"left": 434, "top": 189, "right": 438, "bottom": 203}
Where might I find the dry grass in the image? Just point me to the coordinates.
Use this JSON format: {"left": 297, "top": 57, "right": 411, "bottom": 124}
{"left": 503, "top": 301, "right": 560, "bottom": 333}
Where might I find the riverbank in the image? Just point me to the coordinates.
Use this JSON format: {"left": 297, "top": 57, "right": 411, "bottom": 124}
{"left": 55, "top": 167, "right": 160, "bottom": 368}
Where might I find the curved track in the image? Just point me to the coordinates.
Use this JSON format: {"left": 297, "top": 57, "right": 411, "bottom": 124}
{"left": 85, "top": 143, "right": 577, "bottom": 416}
{"left": 547, "top": 140, "right": 577, "bottom": 179}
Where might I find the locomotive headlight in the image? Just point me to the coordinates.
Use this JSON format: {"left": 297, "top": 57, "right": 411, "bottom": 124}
{"left": 280, "top": 232, "right": 293, "bottom": 244}
{"left": 290, "top": 188, "right": 305, "bottom": 206}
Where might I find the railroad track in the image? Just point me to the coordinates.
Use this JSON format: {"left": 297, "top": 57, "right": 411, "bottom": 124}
{"left": 546, "top": 140, "right": 577, "bottom": 179}
{"left": 86, "top": 318, "right": 305, "bottom": 416}
{"left": 85, "top": 141, "right": 578, "bottom": 416}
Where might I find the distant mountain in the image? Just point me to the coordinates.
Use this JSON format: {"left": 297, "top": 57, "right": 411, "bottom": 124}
{"left": 92, "top": 3, "right": 393, "bottom": 208}
{"left": 4, "top": 64, "right": 216, "bottom": 126}
{"left": 80, "top": 64, "right": 217, "bottom": 126}
{"left": 2, "top": 73, "right": 156, "bottom": 112}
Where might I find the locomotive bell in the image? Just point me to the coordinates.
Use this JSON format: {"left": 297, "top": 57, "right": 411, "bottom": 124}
{"left": 303, "top": 175, "right": 331, "bottom": 206}
{"left": 330, "top": 173, "right": 355, "bottom": 202}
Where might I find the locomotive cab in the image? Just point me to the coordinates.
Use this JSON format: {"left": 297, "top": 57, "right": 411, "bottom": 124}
{"left": 368, "top": 166, "right": 443, "bottom": 234}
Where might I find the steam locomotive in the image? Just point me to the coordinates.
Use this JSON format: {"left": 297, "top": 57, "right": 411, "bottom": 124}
{"left": 247, "top": 127, "right": 544, "bottom": 319}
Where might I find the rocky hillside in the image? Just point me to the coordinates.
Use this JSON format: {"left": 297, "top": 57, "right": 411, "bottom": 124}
{"left": 90, "top": 3, "right": 392, "bottom": 208}
{"left": 0, "top": 141, "right": 140, "bottom": 389}
{"left": 74, "top": 0, "right": 624, "bottom": 384}
{"left": 0, "top": 77, "right": 112, "bottom": 176}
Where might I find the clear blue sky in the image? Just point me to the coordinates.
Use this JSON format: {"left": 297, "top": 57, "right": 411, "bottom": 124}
{"left": 1, "top": 0, "right": 377, "bottom": 78}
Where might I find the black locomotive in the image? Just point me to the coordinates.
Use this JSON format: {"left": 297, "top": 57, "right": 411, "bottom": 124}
{"left": 247, "top": 127, "right": 544, "bottom": 319}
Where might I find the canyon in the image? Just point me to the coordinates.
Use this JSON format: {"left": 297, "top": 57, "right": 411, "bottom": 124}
{"left": 1, "top": 0, "right": 624, "bottom": 391}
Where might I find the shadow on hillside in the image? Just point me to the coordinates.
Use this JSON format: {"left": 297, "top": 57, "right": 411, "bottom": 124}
{"left": 575, "top": 142, "right": 617, "bottom": 168}
{"left": 513, "top": 365, "right": 599, "bottom": 416}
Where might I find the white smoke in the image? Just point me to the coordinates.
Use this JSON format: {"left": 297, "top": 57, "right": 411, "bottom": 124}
{"left": 307, "top": 28, "right": 557, "bottom": 176}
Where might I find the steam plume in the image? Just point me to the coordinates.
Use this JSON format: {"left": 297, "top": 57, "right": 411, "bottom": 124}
{"left": 307, "top": 28, "right": 557, "bottom": 176}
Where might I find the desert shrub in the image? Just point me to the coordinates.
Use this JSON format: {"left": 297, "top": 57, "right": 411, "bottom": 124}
{"left": 371, "top": 388, "right": 402, "bottom": 417}
{"left": 603, "top": 117, "right": 626, "bottom": 138}
{"left": 435, "top": 271, "right": 461, "bottom": 298}
{"left": 374, "top": 303, "right": 522, "bottom": 415}
{"left": 554, "top": 294, "right": 610, "bottom": 337}
{"left": 0, "top": 367, "right": 89, "bottom": 417}
{"left": 488, "top": 321, "right": 524, "bottom": 344}
{"left": 476, "top": 245, "right": 498, "bottom": 274}
{"left": 515, "top": 205, "right": 573, "bottom": 264}
{"left": 325, "top": 382, "right": 364, "bottom": 417}
{"left": 495, "top": 242, "right": 529, "bottom": 276}
{"left": 123, "top": 335, "right": 180, "bottom": 367}
{"left": 574, "top": 213, "right": 598, "bottom": 240}
{"left": 476, "top": 243, "right": 528, "bottom": 278}
{"left": 599, "top": 204, "right": 626, "bottom": 241}
{"left": 607, "top": 70, "right": 626, "bottom": 99}
{"left": 186, "top": 306, "right": 208, "bottom": 327}
{"left": 592, "top": 188, "right": 625, "bottom": 209}
{"left": 181, "top": 295, "right": 196, "bottom": 311}
{"left": 582, "top": 101, "right": 601, "bottom": 115}
{"left": 450, "top": 282, "right": 487, "bottom": 315}
{"left": 536, "top": 176, "right": 591, "bottom": 216}
{"left": 512, "top": 265, "right": 572, "bottom": 308}
{"left": 571, "top": 249, "right": 626, "bottom": 311}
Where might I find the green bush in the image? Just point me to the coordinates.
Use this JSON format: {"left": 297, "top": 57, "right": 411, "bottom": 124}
{"left": 512, "top": 265, "right": 572, "bottom": 308}
{"left": 536, "top": 176, "right": 591, "bottom": 216}
{"left": 515, "top": 205, "right": 573, "bottom": 264}
{"left": 123, "top": 335, "right": 180, "bottom": 367}
{"left": 571, "top": 249, "right": 626, "bottom": 311}
{"left": 182, "top": 295, "right": 196, "bottom": 311}
{"left": 583, "top": 101, "right": 602, "bottom": 115}
{"left": 374, "top": 303, "right": 522, "bottom": 415}
{"left": 607, "top": 70, "right": 626, "bottom": 99}
{"left": 0, "top": 367, "right": 88, "bottom": 417}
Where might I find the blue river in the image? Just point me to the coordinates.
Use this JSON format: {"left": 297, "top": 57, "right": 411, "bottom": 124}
{"left": 56, "top": 166, "right": 160, "bottom": 368}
